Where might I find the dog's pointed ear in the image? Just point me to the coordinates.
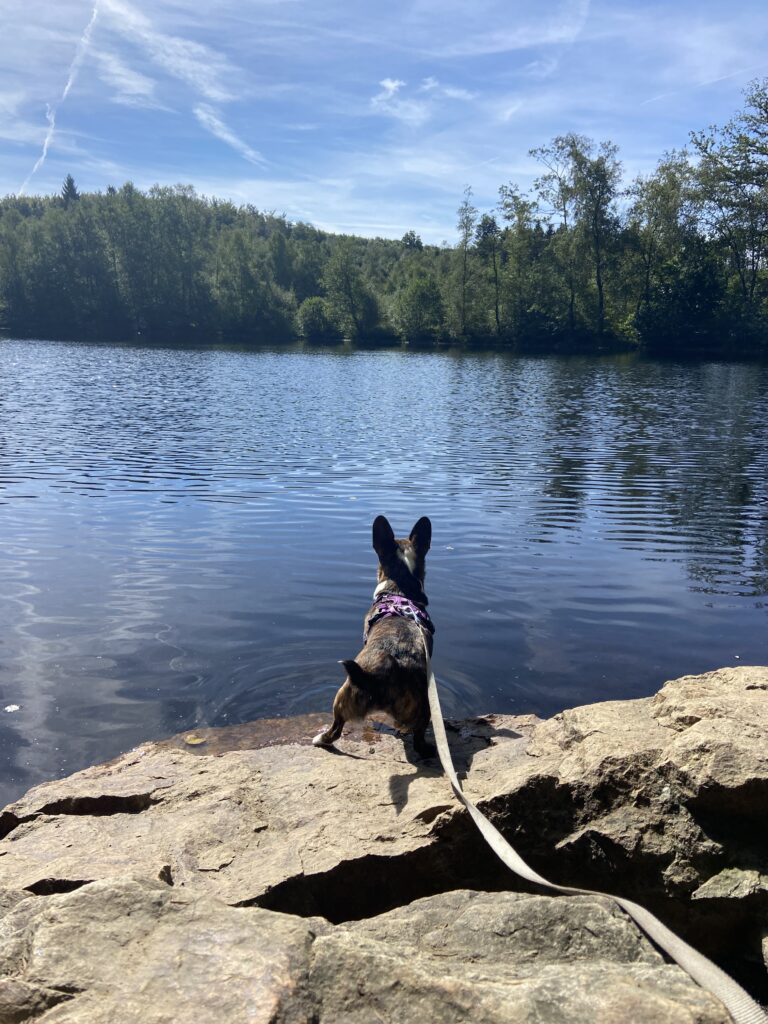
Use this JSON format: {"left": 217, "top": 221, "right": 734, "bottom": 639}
{"left": 409, "top": 516, "right": 432, "bottom": 555}
{"left": 372, "top": 515, "right": 397, "bottom": 562}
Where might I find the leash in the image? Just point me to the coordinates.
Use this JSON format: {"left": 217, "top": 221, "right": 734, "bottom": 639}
{"left": 420, "top": 631, "right": 768, "bottom": 1024}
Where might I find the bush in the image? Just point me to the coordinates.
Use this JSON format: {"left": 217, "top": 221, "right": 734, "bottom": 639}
{"left": 296, "top": 296, "right": 342, "bottom": 344}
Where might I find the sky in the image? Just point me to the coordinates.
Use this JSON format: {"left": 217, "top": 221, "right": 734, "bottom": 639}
{"left": 1, "top": 0, "right": 768, "bottom": 242}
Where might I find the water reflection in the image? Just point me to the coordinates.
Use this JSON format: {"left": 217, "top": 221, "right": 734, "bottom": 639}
{"left": 0, "top": 340, "right": 766, "bottom": 807}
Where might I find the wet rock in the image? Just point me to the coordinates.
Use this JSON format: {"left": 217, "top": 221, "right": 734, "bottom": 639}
{"left": 0, "top": 715, "right": 530, "bottom": 912}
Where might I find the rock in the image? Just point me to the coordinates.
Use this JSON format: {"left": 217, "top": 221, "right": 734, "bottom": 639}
{"left": 0, "top": 876, "right": 320, "bottom": 1024}
{"left": 0, "top": 715, "right": 529, "bottom": 913}
{"left": 0, "top": 666, "right": 767, "bottom": 1015}
{"left": 0, "top": 879, "right": 729, "bottom": 1023}
{"left": 314, "top": 890, "right": 730, "bottom": 1024}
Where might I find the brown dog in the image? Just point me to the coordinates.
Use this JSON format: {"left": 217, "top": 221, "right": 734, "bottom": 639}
{"left": 313, "top": 515, "right": 435, "bottom": 756}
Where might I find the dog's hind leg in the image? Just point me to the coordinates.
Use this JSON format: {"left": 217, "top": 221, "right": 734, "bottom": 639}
{"left": 412, "top": 705, "right": 436, "bottom": 759}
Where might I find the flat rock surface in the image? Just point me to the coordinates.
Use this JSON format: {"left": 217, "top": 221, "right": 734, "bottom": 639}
{"left": 1, "top": 665, "right": 767, "bottom": 1020}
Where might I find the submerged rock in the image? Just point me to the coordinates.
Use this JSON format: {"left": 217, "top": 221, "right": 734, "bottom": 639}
{"left": 0, "top": 665, "right": 766, "bottom": 1021}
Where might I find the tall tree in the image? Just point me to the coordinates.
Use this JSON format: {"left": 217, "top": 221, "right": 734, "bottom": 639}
{"left": 627, "top": 152, "right": 696, "bottom": 318}
{"left": 498, "top": 184, "right": 546, "bottom": 339}
{"left": 455, "top": 186, "right": 477, "bottom": 337}
{"left": 390, "top": 274, "right": 444, "bottom": 344}
{"left": 322, "top": 238, "right": 378, "bottom": 339}
{"left": 475, "top": 214, "right": 502, "bottom": 336}
{"left": 566, "top": 135, "right": 622, "bottom": 336}
{"left": 690, "top": 79, "right": 768, "bottom": 316}
{"left": 61, "top": 174, "right": 80, "bottom": 207}
{"left": 530, "top": 138, "right": 580, "bottom": 334}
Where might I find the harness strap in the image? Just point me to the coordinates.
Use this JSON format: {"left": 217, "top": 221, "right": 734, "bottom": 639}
{"left": 421, "top": 630, "right": 768, "bottom": 1024}
{"left": 365, "top": 593, "right": 434, "bottom": 643}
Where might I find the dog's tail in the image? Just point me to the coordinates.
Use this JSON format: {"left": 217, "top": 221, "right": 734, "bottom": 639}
{"left": 340, "top": 656, "right": 395, "bottom": 691}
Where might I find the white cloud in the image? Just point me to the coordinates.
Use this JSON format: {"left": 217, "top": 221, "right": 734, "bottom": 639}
{"left": 370, "top": 78, "right": 430, "bottom": 126}
{"left": 378, "top": 78, "right": 405, "bottom": 99}
{"left": 99, "top": 0, "right": 238, "bottom": 103}
{"left": 369, "top": 75, "right": 475, "bottom": 126}
{"left": 193, "top": 104, "right": 266, "bottom": 166}
{"left": 523, "top": 57, "right": 560, "bottom": 79}
{"left": 422, "top": 0, "right": 591, "bottom": 57}
{"left": 442, "top": 85, "right": 476, "bottom": 101}
{"left": 93, "top": 49, "right": 163, "bottom": 108}
{"left": 416, "top": 77, "right": 476, "bottom": 101}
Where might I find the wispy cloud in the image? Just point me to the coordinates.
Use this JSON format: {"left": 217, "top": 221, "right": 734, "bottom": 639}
{"left": 3, "top": 0, "right": 768, "bottom": 242}
{"left": 418, "top": 76, "right": 476, "bottom": 100}
{"left": 422, "top": 0, "right": 591, "bottom": 58}
{"left": 370, "top": 75, "right": 475, "bottom": 126}
{"left": 370, "top": 78, "right": 430, "bottom": 126}
{"left": 93, "top": 49, "right": 163, "bottom": 109}
{"left": 193, "top": 104, "right": 265, "bottom": 166}
{"left": 18, "top": 3, "right": 99, "bottom": 194}
{"left": 0, "top": 92, "right": 46, "bottom": 145}
{"left": 99, "top": 0, "right": 238, "bottom": 103}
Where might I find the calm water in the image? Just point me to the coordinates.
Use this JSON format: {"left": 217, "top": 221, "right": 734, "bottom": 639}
{"left": 1, "top": 339, "right": 767, "bottom": 806}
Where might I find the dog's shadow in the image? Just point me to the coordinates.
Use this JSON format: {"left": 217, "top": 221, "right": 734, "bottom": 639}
{"left": 387, "top": 716, "right": 523, "bottom": 816}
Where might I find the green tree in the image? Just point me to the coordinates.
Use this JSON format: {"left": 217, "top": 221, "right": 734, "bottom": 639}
{"left": 530, "top": 139, "right": 580, "bottom": 334}
{"left": 296, "top": 296, "right": 340, "bottom": 343}
{"left": 454, "top": 186, "right": 477, "bottom": 337}
{"left": 390, "top": 275, "right": 444, "bottom": 344}
{"left": 61, "top": 174, "right": 80, "bottom": 207}
{"left": 626, "top": 152, "right": 696, "bottom": 320}
{"left": 690, "top": 79, "right": 768, "bottom": 327}
{"left": 498, "top": 184, "right": 555, "bottom": 342}
{"left": 401, "top": 229, "right": 423, "bottom": 250}
{"left": 474, "top": 213, "right": 502, "bottom": 336}
{"left": 567, "top": 136, "right": 622, "bottom": 336}
{"left": 322, "top": 239, "right": 378, "bottom": 339}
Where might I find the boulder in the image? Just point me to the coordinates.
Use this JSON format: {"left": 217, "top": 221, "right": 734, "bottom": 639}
{"left": 1, "top": 665, "right": 767, "bottom": 1019}
{"left": 0, "top": 879, "right": 729, "bottom": 1023}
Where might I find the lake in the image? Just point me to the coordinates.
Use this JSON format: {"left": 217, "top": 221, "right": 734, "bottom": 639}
{"left": 1, "top": 339, "right": 766, "bottom": 807}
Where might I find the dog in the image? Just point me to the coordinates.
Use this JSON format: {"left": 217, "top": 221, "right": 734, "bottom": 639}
{"left": 313, "top": 515, "right": 435, "bottom": 756}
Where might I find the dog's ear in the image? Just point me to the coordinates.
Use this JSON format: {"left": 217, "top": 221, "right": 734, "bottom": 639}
{"left": 372, "top": 515, "right": 397, "bottom": 563}
{"left": 409, "top": 516, "right": 432, "bottom": 555}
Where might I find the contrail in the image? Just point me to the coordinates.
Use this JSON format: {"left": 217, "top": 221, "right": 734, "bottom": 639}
{"left": 19, "top": 4, "right": 99, "bottom": 195}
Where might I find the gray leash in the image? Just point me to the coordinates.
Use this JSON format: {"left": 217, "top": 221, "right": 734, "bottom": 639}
{"left": 422, "top": 633, "right": 768, "bottom": 1024}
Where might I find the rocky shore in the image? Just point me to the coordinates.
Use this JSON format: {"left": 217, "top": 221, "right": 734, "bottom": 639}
{"left": 1, "top": 665, "right": 767, "bottom": 1023}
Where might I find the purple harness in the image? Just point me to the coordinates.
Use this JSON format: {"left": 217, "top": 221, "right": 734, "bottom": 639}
{"left": 365, "top": 593, "right": 435, "bottom": 642}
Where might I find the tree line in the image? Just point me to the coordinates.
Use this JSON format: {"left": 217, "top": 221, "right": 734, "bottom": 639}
{"left": 2, "top": 81, "right": 768, "bottom": 356}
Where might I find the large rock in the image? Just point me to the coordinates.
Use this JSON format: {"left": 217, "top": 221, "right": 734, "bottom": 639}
{"left": 0, "top": 879, "right": 728, "bottom": 1023}
{"left": 1, "top": 666, "right": 767, "bottom": 1018}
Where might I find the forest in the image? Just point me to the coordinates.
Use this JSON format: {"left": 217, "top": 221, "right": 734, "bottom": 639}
{"left": 1, "top": 80, "right": 767, "bottom": 356}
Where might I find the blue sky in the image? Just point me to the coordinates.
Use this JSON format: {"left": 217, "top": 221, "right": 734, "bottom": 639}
{"left": 2, "top": 0, "right": 767, "bottom": 242}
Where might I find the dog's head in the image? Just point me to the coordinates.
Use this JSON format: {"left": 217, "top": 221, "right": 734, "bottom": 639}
{"left": 372, "top": 515, "right": 432, "bottom": 604}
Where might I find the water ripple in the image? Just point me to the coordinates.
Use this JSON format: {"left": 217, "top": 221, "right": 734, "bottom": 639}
{"left": 1, "top": 341, "right": 767, "bottom": 805}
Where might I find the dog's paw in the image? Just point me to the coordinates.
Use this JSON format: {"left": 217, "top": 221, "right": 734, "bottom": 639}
{"left": 312, "top": 730, "right": 333, "bottom": 747}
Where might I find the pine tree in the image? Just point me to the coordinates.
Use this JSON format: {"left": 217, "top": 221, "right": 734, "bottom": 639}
{"left": 61, "top": 174, "right": 80, "bottom": 206}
